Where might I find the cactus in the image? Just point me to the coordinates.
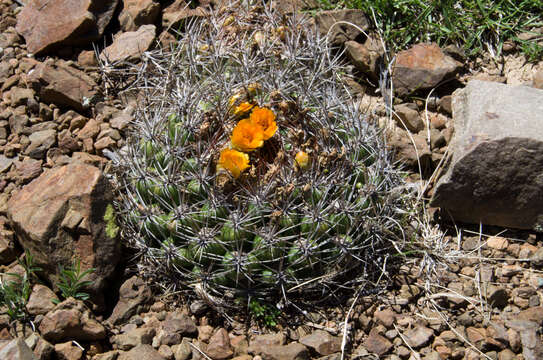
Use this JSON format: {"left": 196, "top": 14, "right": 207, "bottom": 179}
{"left": 106, "top": 3, "right": 417, "bottom": 309}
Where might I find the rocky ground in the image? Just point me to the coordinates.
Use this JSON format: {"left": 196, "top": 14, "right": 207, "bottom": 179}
{"left": 0, "top": 0, "right": 543, "bottom": 359}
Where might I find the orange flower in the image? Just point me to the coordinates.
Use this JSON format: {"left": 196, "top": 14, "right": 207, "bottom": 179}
{"left": 295, "top": 151, "right": 310, "bottom": 169}
{"left": 217, "top": 149, "right": 250, "bottom": 178}
{"left": 231, "top": 119, "right": 264, "bottom": 152}
{"left": 249, "top": 106, "right": 277, "bottom": 140}
{"left": 233, "top": 102, "right": 255, "bottom": 116}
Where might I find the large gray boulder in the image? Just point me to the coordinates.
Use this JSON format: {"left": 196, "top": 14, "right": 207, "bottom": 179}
{"left": 430, "top": 80, "right": 543, "bottom": 230}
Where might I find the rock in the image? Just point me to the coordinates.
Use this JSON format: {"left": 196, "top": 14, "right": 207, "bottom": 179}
{"left": 248, "top": 333, "right": 286, "bottom": 354}
{"left": 119, "top": 0, "right": 161, "bottom": 32}
{"left": 0, "top": 155, "right": 14, "bottom": 174}
{"left": 530, "top": 248, "right": 543, "bottom": 266}
{"left": 374, "top": 308, "right": 396, "bottom": 328}
{"left": 363, "top": 328, "right": 393, "bottom": 356}
{"left": 189, "top": 300, "right": 208, "bottom": 316}
{"left": 487, "top": 286, "right": 509, "bottom": 309}
{"left": 275, "top": 0, "right": 317, "bottom": 14}
{"left": 25, "top": 129, "right": 56, "bottom": 159}
{"left": 94, "top": 136, "right": 116, "bottom": 152}
{"left": 27, "top": 61, "right": 98, "bottom": 112}
{"left": 162, "top": 1, "right": 207, "bottom": 29}
{"left": 517, "top": 307, "right": 543, "bottom": 325}
{"left": 430, "top": 80, "right": 543, "bottom": 229}
{"left": 388, "top": 129, "right": 432, "bottom": 170}
{"left": 16, "top": 0, "right": 119, "bottom": 55}
{"left": 403, "top": 325, "right": 433, "bottom": 349}
{"left": 487, "top": 236, "right": 509, "bottom": 250}
{"left": 314, "top": 9, "right": 370, "bottom": 45}
{"left": 100, "top": 25, "right": 156, "bottom": 63}
{"left": 534, "top": 69, "right": 543, "bottom": 89}
{"left": 0, "top": 338, "right": 38, "bottom": 359}
{"left": 507, "top": 320, "right": 543, "bottom": 360}
{"left": 392, "top": 43, "right": 462, "bottom": 96}
{"left": 171, "top": 339, "right": 191, "bottom": 360}
{"left": 7, "top": 163, "right": 119, "bottom": 304}
{"left": 33, "top": 336, "right": 55, "bottom": 360}
{"left": 0, "top": 225, "right": 17, "bottom": 265}
{"left": 77, "top": 50, "right": 98, "bottom": 67}
{"left": 112, "top": 327, "right": 155, "bottom": 351}
{"left": 255, "top": 342, "right": 309, "bottom": 360}
{"left": 39, "top": 298, "right": 106, "bottom": 343}
{"left": 299, "top": 330, "right": 341, "bottom": 356}
{"left": 344, "top": 34, "right": 384, "bottom": 80}
{"left": 107, "top": 276, "right": 152, "bottom": 325}
{"left": 26, "top": 284, "right": 58, "bottom": 315}
{"left": 54, "top": 341, "right": 83, "bottom": 360}
{"left": 10, "top": 87, "right": 34, "bottom": 107}
{"left": 156, "top": 315, "right": 198, "bottom": 346}
{"left": 118, "top": 344, "right": 165, "bottom": 360}
{"left": 110, "top": 112, "right": 133, "bottom": 131}
{"left": 92, "top": 351, "right": 120, "bottom": 360}
{"left": 13, "top": 158, "right": 42, "bottom": 184}
{"left": 393, "top": 103, "right": 424, "bottom": 132}
{"left": 498, "top": 349, "right": 516, "bottom": 360}
{"left": 205, "top": 328, "right": 233, "bottom": 360}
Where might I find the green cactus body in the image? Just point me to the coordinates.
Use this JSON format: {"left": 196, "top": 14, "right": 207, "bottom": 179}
{"left": 110, "top": 6, "right": 417, "bottom": 310}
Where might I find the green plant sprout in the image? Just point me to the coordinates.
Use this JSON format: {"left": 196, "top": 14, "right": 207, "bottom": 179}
{"left": 52, "top": 259, "right": 95, "bottom": 305}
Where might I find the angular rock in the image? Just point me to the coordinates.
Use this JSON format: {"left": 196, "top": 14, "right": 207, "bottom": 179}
{"left": 255, "top": 342, "right": 309, "bottom": 360}
{"left": 388, "top": 129, "right": 432, "bottom": 170}
{"left": 205, "top": 328, "right": 233, "bottom": 360}
{"left": 100, "top": 25, "right": 156, "bottom": 63}
{"left": 33, "top": 336, "right": 55, "bottom": 360}
{"left": 27, "top": 60, "right": 98, "bottom": 112}
{"left": 119, "top": 0, "right": 161, "bottom": 32}
{"left": 7, "top": 163, "right": 119, "bottom": 303}
{"left": 10, "top": 88, "right": 35, "bottom": 107}
{"left": 403, "top": 325, "right": 433, "bottom": 349}
{"left": 13, "top": 158, "right": 42, "bottom": 184}
{"left": 393, "top": 103, "right": 424, "bottom": 133}
{"left": 107, "top": 276, "right": 152, "bottom": 325}
{"left": 299, "top": 330, "right": 341, "bottom": 356}
{"left": 314, "top": 9, "right": 370, "bottom": 45}
{"left": 39, "top": 298, "right": 106, "bottom": 343}
{"left": 156, "top": 315, "right": 198, "bottom": 346}
{"left": 54, "top": 341, "right": 84, "bottom": 360}
{"left": 118, "top": 344, "right": 165, "bottom": 360}
{"left": 344, "top": 35, "right": 383, "bottom": 80}
{"left": 430, "top": 80, "right": 543, "bottom": 229}
{"left": 16, "top": 0, "right": 119, "bottom": 55}
{"left": 26, "top": 284, "right": 58, "bottom": 315}
{"left": 25, "top": 129, "right": 57, "bottom": 159}
{"left": 162, "top": 1, "right": 207, "bottom": 29}
{"left": 392, "top": 43, "right": 462, "bottom": 96}
{"left": 0, "top": 338, "right": 38, "bottom": 360}
{"left": 112, "top": 327, "right": 155, "bottom": 351}
{"left": 363, "top": 329, "right": 392, "bottom": 356}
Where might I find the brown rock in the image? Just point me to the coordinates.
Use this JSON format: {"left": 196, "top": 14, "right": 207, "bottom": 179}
{"left": 94, "top": 136, "right": 116, "bottom": 152}
{"left": 374, "top": 308, "right": 396, "bottom": 328}
{"left": 34, "top": 337, "right": 55, "bottom": 360}
{"left": 7, "top": 163, "right": 119, "bottom": 303}
{"left": 486, "top": 236, "right": 509, "bottom": 250}
{"left": 112, "top": 327, "right": 155, "bottom": 351}
{"left": 0, "top": 338, "right": 38, "bottom": 359}
{"left": 344, "top": 34, "right": 384, "bottom": 80}
{"left": 26, "top": 284, "right": 58, "bottom": 315}
{"left": 25, "top": 129, "right": 57, "bottom": 159}
{"left": 171, "top": 338, "right": 191, "bottom": 360}
{"left": 205, "top": 328, "right": 233, "bottom": 360}
{"left": 119, "top": 0, "right": 161, "bottom": 32}
{"left": 299, "top": 330, "right": 341, "bottom": 356}
{"left": 517, "top": 307, "right": 543, "bottom": 325}
{"left": 162, "top": 1, "right": 207, "bottom": 29}
{"left": 107, "top": 276, "right": 152, "bottom": 325}
{"left": 13, "top": 158, "right": 42, "bottom": 184}
{"left": 403, "top": 325, "right": 434, "bottom": 349}
{"left": 388, "top": 129, "right": 432, "bottom": 170}
{"left": 392, "top": 43, "right": 462, "bottom": 96}
{"left": 363, "top": 328, "right": 392, "bottom": 356}
{"left": 55, "top": 341, "right": 84, "bottom": 360}
{"left": 118, "top": 344, "right": 165, "bottom": 360}
{"left": 77, "top": 119, "right": 100, "bottom": 140}
{"left": 533, "top": 69, "right": 543, "bottom": 90}
{"left": 248, "top": 332, "right": 286, "bottom": 354}
{"left": 27, "top": 60, "right": 98, "bottom": 112}
{"left": 393, "top": 103, "right": 424, "bottom": 132}
{"left": 256, "top": 342, "right": 309, "bottom": 360}
{"left": 10, "top": 87, "right": 35, "bottom": 107}
{"left": 157, "top": 315, "right": 198, "bottom": 346}
{"left": 77, "top": 50, "right": 98, "bottom": 67}
{"left": 100, "top": 25, "right": 156, "bottom": 63}
{"left": 16, "top": 0, "right": 119, "bottom": 55}
{"left": 314, "top": 9, "right": 369, "bottom": 45}
{"left": 39, "top": 298, "right": 106, "bottom": 343}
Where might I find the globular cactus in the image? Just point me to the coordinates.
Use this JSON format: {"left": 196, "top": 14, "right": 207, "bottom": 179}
{"left": 106, "top": 3, "right": 416, "bottom": 309}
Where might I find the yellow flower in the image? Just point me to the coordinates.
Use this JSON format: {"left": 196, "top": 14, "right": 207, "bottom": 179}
{"left": 231, "top": 119, "right": 264, "bottom": 152}
{"left": 233, "top": 102, "right": 255, "bottom": 116}
{"left": 249, "top": 106, "right": 277, "bottom": 140}
{"left": 295, "top": 151, "right": 310, "bottom": 169}
{"left": 217, "top": 149, "right": 250, "bottom": 179}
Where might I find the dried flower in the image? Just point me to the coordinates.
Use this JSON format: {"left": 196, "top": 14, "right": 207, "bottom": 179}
{"left": 250, "top": 106, "right": 277, "bottom": 140}
{"left": 231, "top": 119, "right": 264, "bottom": 151}
{"left": 295, "top": 151, "right": 310, "bottom": 169}
{"left": 217, "top": 149, "right": 250, "bottom": 178}
{"left": 233, "top": 102, "right": 255, "bottom": 116}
